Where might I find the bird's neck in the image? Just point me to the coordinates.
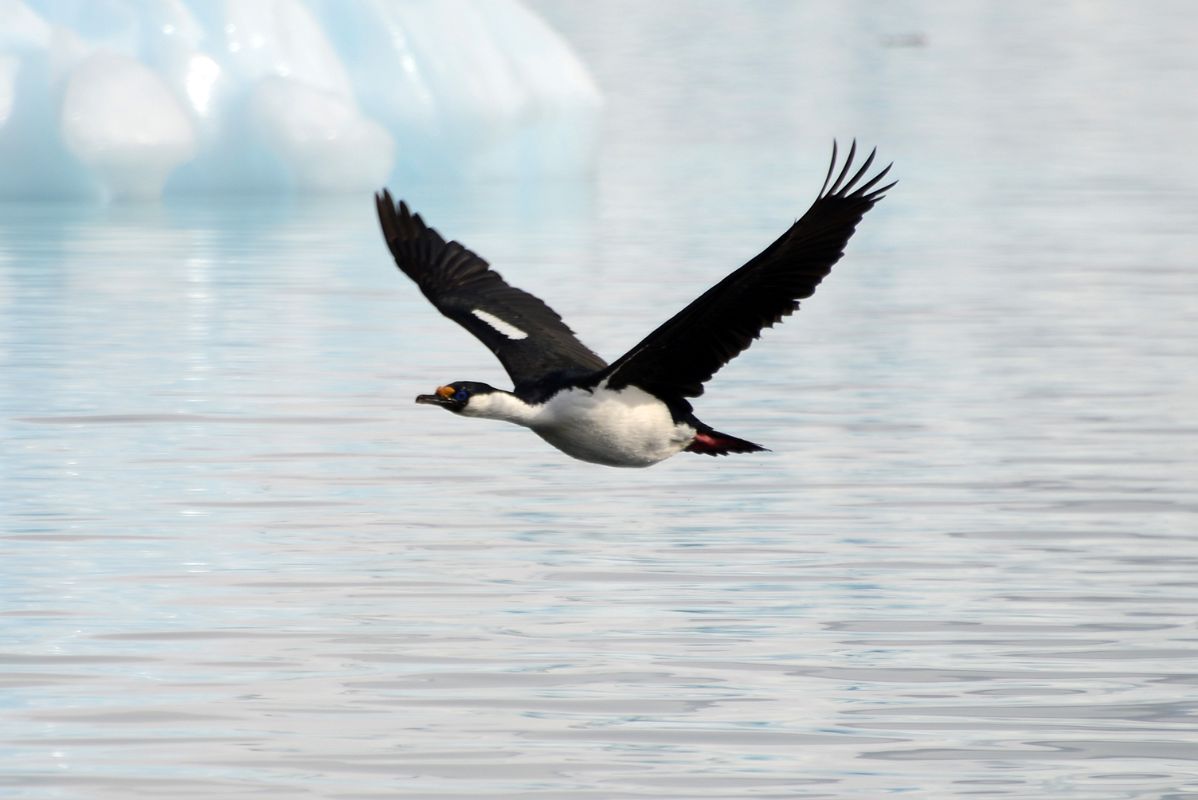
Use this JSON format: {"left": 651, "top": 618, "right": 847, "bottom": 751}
{"left": 461, "top": 390, "right": 542, "bottom": 427}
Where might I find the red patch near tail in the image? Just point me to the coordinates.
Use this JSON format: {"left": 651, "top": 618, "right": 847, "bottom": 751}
{"left": 686, "top": 430, "right": 768, "bottom": 457}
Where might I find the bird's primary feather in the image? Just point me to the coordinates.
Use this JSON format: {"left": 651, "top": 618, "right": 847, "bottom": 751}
{"left": 375, "top": 192, "right": 607, "bottom": 396}
{"left": 600, "top": 141, "right": 894, "bottom": 399}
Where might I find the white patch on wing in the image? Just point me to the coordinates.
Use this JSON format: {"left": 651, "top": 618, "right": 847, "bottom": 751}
{"left": 472, "top": 309, "right": 528, "bottom": 340}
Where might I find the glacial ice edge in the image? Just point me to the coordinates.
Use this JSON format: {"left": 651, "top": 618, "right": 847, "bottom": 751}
{"left": 0, "top": 0, "right": 602, "bottom": 201}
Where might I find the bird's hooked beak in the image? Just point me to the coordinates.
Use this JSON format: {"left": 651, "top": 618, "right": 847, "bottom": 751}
{"left": 415, "top": 384, "right": 460, "bottom": 409}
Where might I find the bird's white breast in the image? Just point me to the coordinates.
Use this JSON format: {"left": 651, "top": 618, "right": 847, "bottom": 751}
{"left": 531, "top": 383, "right": 695, "bottom": 467}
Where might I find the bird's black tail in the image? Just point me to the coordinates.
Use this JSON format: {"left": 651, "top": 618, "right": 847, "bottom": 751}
{"left": 686, "top": 429, "right": 769, "bottom": 457}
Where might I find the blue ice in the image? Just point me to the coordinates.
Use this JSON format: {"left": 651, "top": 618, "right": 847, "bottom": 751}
{"left": 0, "top": 0, "right": 601, "bottom": 200}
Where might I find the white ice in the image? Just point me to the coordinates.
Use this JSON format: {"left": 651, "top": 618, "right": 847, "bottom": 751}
{"left": 0, "top": 0, "right": 601, "bottom": 200}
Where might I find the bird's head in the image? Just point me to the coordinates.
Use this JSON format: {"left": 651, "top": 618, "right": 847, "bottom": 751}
{"left": 415, "top": 381, "right": 499, "bottom": 415}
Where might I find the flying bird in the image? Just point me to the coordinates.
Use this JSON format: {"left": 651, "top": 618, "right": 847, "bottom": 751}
{"left": 376, "top": 142, "right": 893, "bottom": 467}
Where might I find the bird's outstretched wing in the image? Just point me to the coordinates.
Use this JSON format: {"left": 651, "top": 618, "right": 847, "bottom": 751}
{"left": 601, "top": 141, "right": 895, "bottom": 399}
{"left": 376, "top": 190, "right": 607, "bottom": 392}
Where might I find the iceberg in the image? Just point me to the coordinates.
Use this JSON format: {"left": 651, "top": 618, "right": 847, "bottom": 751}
{"left": 0, "top": 0, "right": 602, "bottom": 200}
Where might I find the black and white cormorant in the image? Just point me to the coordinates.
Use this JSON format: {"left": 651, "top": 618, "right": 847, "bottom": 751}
{"left": 376, "top": 142, "right": 894, "bottom": 468}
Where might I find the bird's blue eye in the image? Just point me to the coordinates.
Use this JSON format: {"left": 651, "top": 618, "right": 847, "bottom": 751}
{"left": 453, "top": 388, "right": 470, "bottom": 402}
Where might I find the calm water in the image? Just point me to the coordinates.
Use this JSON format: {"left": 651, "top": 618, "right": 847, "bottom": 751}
{"left": 3, "top": 3, "right": 1198, "bottom": 798}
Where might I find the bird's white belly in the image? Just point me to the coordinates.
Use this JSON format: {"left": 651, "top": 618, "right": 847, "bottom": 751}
{"left": 532, "top": 385, "right": 695, "bottom": 467}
